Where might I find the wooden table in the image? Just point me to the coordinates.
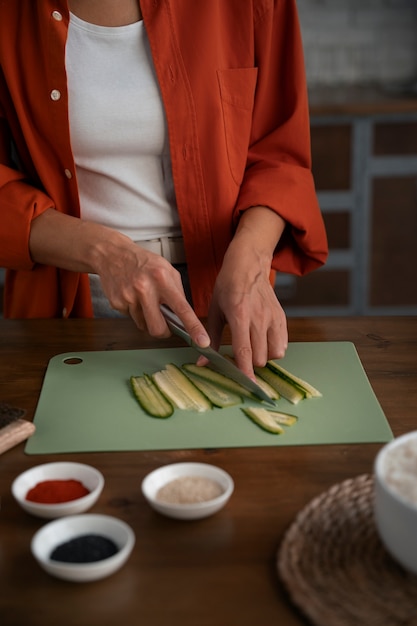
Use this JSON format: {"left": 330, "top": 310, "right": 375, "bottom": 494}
{"left": 1, "top": 316, "right": 416, "bottom": 626}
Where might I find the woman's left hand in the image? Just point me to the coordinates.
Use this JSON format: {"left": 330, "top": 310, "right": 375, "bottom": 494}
{"left": 204, "top": 206, "right": 288, "bottom": 380}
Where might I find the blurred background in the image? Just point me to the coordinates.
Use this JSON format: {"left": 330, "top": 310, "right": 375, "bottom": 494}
{"left": 278, "top": 0, "right": 417, "bottom": 316}
{"left": 299, "top": 0, "right": 416, "bottom": 88}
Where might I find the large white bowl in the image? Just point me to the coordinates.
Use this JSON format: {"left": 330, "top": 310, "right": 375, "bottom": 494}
{"left": 142, "top": 462, "right": 234, "bottom": 520}
{"left": 374, "top": 431, "right": 417, "bottom": 574}
{"left": 12, "top": 462, "right": 104, "bottom": 519}
{"left": 31, "top": 514, "right": 135, "bottom": 582}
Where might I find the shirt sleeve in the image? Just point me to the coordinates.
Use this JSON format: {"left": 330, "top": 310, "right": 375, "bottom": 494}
{"left": 233, "top": 0, "right": 328, "bottom": 276}
{"left": 0, "top": 168, "right": 55, "bottom": 270}
{"left": 0, "top": 118, "right": 54, "bottom": 270}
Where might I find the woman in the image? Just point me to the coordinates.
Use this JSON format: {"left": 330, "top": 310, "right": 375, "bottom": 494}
{"left": 0, "top": 0, "right": 327, "bottom": 379}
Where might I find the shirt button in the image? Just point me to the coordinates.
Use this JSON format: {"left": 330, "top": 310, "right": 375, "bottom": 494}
{"left": 52, "top": 11, "right": 63, "bottom": 21}
{"left": 50, "top": 89, "right": 61, "bottom": 101}
{"left": 64, "top": 169, "right": 73, "bottom": 179}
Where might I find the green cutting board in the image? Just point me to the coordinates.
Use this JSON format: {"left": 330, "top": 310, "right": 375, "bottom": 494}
{"left": 25, "top": 342, "right": 393, "bottom": 454}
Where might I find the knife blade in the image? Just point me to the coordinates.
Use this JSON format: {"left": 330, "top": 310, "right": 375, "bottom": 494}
{"left": 160, "top": 304, "right": 276, "bottom": 405}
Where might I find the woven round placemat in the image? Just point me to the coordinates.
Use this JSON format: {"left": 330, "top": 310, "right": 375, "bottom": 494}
{"left": 277, "top": 474, "right": 417, "bottom": 626}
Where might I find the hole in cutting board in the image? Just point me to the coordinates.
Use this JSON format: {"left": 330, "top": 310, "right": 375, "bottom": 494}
{"left": 63, "top": 357, "right": 84, "bottom": 366}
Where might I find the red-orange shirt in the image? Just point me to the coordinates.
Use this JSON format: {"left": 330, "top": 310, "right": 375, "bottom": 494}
{"left": 0, "top": 0, "right": 328, "bottom": 318}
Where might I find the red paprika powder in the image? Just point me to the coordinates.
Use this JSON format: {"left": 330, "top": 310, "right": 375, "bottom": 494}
{"left": 25, "top": 479, "right": 90, "bottom": 504}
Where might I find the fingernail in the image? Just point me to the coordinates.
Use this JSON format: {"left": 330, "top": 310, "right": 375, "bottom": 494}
{"left": 196, "top": 334, "right": 210, "bottom": 348}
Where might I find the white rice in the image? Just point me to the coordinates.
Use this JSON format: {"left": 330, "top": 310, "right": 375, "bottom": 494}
{"left": 382, "top": 439, "right": 417, "bottom": 505}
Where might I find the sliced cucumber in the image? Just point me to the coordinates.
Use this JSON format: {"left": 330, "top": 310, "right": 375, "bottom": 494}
{"left": 254, "top": 374, "right": 280, "bottom": 400}
{"left": 266, "top": 361, "right": 322, "bottom": 398}
{"left": 223, "top": 354, "right": 279, "bottom": 400}
{"left": 242, "top": 407, "right": 298, "bottom": 434}
{"left": 266, "top": 410, "right": 298, "bottom": 426}
{"left": 130, "top": 374, "right": 174, "bottom": 418}
{"left": 182, "top": 363, "right": 256, "bottom": 400}
{"left": 182, "top": 370, "right": 242, "bottom": 408}
{"left": 152, "top": 363, "right": 212, "bottom": 412}
{"left": 242, "top": 407, "right": 284, "bottom": 434}
{"left": 254, "top": 365, "right": 305, "bottom": 404}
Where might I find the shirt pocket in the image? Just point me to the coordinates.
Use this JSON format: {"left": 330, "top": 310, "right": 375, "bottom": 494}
{"left": 217, "top": 67, "right": 258, "bottom": 186}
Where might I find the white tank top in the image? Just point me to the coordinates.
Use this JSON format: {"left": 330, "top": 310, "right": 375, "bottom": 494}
{"left": 65, "top": 13, "right": 181, "bottom": 241}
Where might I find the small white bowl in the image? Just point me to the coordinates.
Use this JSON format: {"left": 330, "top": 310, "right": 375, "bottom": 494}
{"left": 142, "top": 462, "right": 234, "bottom": 520}
{"left": 374, "top": 431, "right": 417, "bottom": 574}
{"left": 12, "top": 462, "right": 104, "bottom": 519}
{"left": 31, "top": 514, "right": 135, "bottom": 582}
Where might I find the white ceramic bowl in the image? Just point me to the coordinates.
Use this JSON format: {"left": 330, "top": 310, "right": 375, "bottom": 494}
{"left": 374, "top": 431, "right": 417, "bottom": 574}
{"left": 12, "top": 462, "right": 104, "bottom": 519}
{"left": 142, "top": 462, "right": 234, "bottom": 520}
{"left": 31, "top": 514, "right": 135, "bottom": 582}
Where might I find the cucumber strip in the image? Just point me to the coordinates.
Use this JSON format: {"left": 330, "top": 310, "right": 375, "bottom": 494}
{"left": 130, "top": 374, "right": 174, "bottom": 418}
{"left": 223, "top": 355, "right": 279, "bottom": 400}
{"left": 266, "top": 410, "right": 298, "bottom": 426}
{"left": 182, "top": 363, "right": 256, "bottom": 400}
{"left": 266, "top": 361, "right": 322, "bottom": 398}
{"left": 254, "top": 374, "right": 280, "bottom": 401}
{"left": 152, "top": 363, "right": 212, "bottom": 412}
{"left": 182, "top": 370, "right": 242, "bottom": 408}
{"left": 241, "top": 407, "right": 284, "bottom": 435}
{"left": 254, "top": 366, "right": 305, "bottom": 404}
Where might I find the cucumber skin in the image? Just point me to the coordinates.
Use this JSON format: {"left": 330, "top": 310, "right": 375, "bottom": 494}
{"left": 153, "top": 364, "right": 212, "bottom": 412}
{"left": 183, "top": 370, "right": 242, "bottom": 408}
{"left": 242, "top": 407, "right": 298, "bottom": 433}
{"left": 242, "top": 407, "right": 284, "bottom": 434}
{"left": 182, "top": 363, "right": 256, "bottom": 400}
{"left": 254, "top": 366, "right": 305, "bottom": 404}
{"left": 130, "top": 375, "right": 174, "bottom": 418}
{"left": 266, "top": 361, "right": 322, "bottom": 398}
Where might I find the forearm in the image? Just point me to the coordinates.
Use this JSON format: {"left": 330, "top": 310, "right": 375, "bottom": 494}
{"left": 228, "top": 205, "right": 286, "bottom": 272}
{"left": 29, "top": 208, "right": 210, "bottom": 346}
{"left": 29, "top": 208, "right": 132, "bottom": 274}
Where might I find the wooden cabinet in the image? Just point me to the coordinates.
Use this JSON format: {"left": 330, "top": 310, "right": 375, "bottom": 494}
{"left": 277, "top": 89, "right": 417, "bottom": 316}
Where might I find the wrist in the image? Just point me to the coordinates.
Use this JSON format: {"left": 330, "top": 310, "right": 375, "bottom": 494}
{"left": 87, "top": 225, "right": 134, "bottom": 275}
{"left": 232, "top": 205, "right": 286, "bottom": 264}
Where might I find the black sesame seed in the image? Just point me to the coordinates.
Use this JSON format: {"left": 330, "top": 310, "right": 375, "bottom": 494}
{"left": 50, "top": 533, "right": 119, "bottom": 563}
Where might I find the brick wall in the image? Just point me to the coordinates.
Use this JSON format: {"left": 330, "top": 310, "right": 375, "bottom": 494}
{"left": 297, "top": 0, "right": 417, "bottom": 87}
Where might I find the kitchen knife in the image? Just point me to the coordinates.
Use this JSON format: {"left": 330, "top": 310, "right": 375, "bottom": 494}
{"left": 160, "top": 304, "right": 276, "bottom": 406}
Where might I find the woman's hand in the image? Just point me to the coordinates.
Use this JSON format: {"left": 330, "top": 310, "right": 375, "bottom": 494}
{"left": 97, "top": 239, "right": 210, "bottom": 347}
{"left": 29, "top": 209, "right": 210, "bottom": 347}
{"left": 204, "top": 206, "right": 288, "bottom": 380}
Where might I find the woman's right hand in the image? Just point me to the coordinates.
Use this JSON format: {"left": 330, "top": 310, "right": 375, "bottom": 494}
{"left": 97, "top": 238, "right": 210, "bottom": 347}
{"left": 29, "top": 209, "right": 210, "bottom": 347}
